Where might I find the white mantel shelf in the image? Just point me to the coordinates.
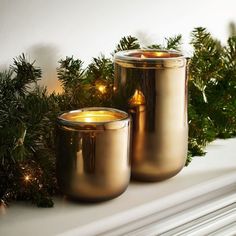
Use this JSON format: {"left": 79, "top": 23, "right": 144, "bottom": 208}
{"left": 1, "top": 139, "right": 236, "bottom": 236}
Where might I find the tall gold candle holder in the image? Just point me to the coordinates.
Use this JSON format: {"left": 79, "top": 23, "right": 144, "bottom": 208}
{"left": 114, "top": 50, "right": 188, "bottom": 181}
{"left": 56, "top": 107, "right": 131, "bottom": 201}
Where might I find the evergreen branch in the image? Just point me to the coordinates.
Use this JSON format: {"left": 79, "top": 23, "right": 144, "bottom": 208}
{"left": 166, "top": 35, "right": 182, "bottom": 50}
{"left": 0, "top": 56, "right": 56, "bottom": 207}
{"left": 86, "top": 55, "right": 113, "bottom": 82}
{"left": 10, "top": 54, "right": 41, "bottom": 95}
{"left": 146, "top": 44, "right": 162, "bottom": 49}
{"left": 147, "top": 35, "right": 182, "bottom": 50}
{"left": 224, "top": 36, "right": 236, "bottom": 66}
{"left": 57, "top": 56, "right": 85, "bottom": 90}
{"left": 189, "top": 27, "right": 223, "bottom": 97}
{"left": 114, "top": 36, "right": 140, "bottom": 53}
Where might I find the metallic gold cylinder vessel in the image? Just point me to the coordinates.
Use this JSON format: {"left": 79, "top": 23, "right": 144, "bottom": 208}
{"left": 56, "top": 107, "right": 131, "bottom": 201}
{"left": 114, "top": 50, "right": 188, "bottom": 181}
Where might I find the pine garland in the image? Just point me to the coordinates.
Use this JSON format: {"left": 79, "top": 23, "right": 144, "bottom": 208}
{"left": 1, "top": 27, "right": 236, "bottom": 207}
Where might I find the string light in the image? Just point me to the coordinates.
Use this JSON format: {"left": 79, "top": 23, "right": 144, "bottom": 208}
{"left": 97, "top": 84, "right": 106, "bottom": 94}
{"left": 24, "top": 175, "right": 31, "bottom": 182}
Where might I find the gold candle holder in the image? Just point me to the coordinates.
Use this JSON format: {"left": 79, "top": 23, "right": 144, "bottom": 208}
{"left": 114, "top": 50, "right": 188, "bottom": 181}
{"left": 56, "top": 107, "right": 131, "bottom": 201}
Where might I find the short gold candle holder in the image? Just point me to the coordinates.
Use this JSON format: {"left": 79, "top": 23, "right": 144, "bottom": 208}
{"left": 56, "top": 107, "right": 131, "bottom": 201}
{"left": 114, "top": 50, "right": 188, "bottom": 181}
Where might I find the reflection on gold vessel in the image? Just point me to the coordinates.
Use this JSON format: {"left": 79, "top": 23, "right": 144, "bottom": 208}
{"left": 56, "top": 107, "right": 131, "bottom": 201}
{"left": 114, "top": 50, "right": 188, "bottom": 181}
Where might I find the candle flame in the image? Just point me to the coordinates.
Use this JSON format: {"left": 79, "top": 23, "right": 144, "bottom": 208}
{"left": 60, "top": 110, "right": 125, "bottom": 123}
{"left": 139, "top": 52, "right": 169, "bottom": 58}
{"left": 84, "top": 117, "right": 93, "bottom": 122}
{"left": 129, "top": 90, "right": 145, "bottom": 106}
{"left": 154, "top": 52, "right": 166, "bottom": 57}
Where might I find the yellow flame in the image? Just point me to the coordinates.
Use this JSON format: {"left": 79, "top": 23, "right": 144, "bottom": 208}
{"left": 140, "top": 52, "right": 167, "bottom": 58}
{"left": 154, "top": 52, "right": 166, "bottom": 57}
{"left": 129, "top": 90, "right": 145, "bottom": 106}
{"left": 84, "top": 117, "right": 93, "bottom": 122}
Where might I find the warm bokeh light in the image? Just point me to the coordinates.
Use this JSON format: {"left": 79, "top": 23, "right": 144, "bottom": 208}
{"left": 24, "top": 175, "right": 31, "bottom": 182}
{"left": 97, "top": 85, "right": 107, "bottom": 94}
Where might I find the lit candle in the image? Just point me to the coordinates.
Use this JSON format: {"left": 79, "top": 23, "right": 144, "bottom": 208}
{"left": 128, "top": 51, "right": 179, "bottom": 59}
{"left": 59, "top": 109, "right": 125, "bottom": 123}
{"left": 114, "top": 49, "right": 188, "bottom": 181}
{"left": 56, "top": 107, "right": 131, "bottom": 201}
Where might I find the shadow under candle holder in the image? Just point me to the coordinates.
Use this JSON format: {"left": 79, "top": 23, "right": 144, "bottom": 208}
{"left": 28, "top": 44, "right": 62, "bottom": 93}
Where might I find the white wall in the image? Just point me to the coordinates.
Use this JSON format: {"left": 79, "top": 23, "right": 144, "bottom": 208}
{"left": 0, "top": 0, "right": 235, "bottom": 92}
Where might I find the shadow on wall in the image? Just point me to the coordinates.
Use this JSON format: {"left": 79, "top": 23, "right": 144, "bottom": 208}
{"left": 135, "top": 30, "right": 154, "bottom": 47}
{"left": 0, "top": 63, "right": 9, "bottom": 71}
{"left": 28, "top": 44, "right": 62, "bottom": 94}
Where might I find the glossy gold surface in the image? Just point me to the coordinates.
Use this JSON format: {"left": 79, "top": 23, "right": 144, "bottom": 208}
{"left": 128, "top": 51, "right": 181, "bottom": 59}
{"left": 60, "top": 110, "right": 126, "bottom": 123}
{"left": 114, "top": 50, "right": 188, "bottom": 181}
{"left": 56, "top": 107, "right": 131, "bottom": 201}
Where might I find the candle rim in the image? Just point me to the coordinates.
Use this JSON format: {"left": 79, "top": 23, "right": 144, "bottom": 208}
{"left": 114, "top": 49, "right": 185, "bottom": 61}
{"left": 114, "top": 49, "right": 186, "bottom": 69}
{"left": 57, "top": 107, "right": 129, "bottom": 129}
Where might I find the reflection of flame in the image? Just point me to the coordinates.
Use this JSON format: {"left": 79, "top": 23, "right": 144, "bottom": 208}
{"left": 129, "top": 90, "right": 145, "bottom": 106}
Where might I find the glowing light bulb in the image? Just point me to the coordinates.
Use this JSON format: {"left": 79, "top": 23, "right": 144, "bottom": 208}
{"left": 97, "top": 85, "right": 106, "bottom": 94}
{"left": 24, "top": 175, "right": 30, "bottom": 182}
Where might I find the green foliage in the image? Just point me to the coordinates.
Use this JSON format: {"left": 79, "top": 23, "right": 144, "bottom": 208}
{"left": 148, "top": 35, "right": 182, "bottom": 50}
{"left": 10, "top": 54, "right": 41, "bottom": 95}
{"left": 0, "top": 55, "right": 57, "bottom": 207}
{"left": 86, "top": 55, "right": 113, "bottom": 82}
{"left": 166, "top": 35, "right": 182, "bottom": 50}
{"left": 1, "top": 28, "right": 236, "bottom": 207}
{"left": 189, "top": 28, "right": 222, "bottom": 100}
{"left": 114, "top": 36, "right": 140, "bottom": 53}
{"left": 85, "top": 56, "right": 114, "bottom": 106}
{"left": 187, "top": 28, "right": 236, "bottom": 163}
{"left": 57, "top": 56, "right": 87, "bottom": 109}
{"left": 57, "top": 56, "right": 85, "bottom": 90}
{"left": 57, "top": 55, "right": 114, "bottom": 109}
